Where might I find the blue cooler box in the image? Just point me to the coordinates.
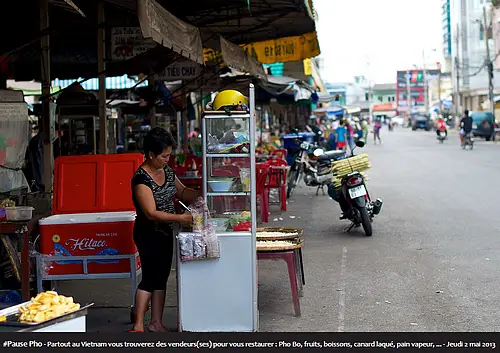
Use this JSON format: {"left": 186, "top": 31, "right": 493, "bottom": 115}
{"left": 281, "top": 132, "right": 316, "bottom": 165}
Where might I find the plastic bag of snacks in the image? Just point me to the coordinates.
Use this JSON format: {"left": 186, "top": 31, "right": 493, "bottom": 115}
{"left": 177, "top": 198, "right": 220, "bottom": 262}
{"left": 188, "top": 197, "right": 220, "bottom": 260}
{"left": 178, "top": 233, "right": 194, "bottom": 262}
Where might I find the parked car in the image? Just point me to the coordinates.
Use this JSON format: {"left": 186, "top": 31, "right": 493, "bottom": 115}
{"left": 391, "top": 116, "right": 404, "bottom": 127}
{"left": 470, "top": 111, "right": 495, "bottom": 141}
{"left": 411, "top": 114, "right": 431, "bottom": 131}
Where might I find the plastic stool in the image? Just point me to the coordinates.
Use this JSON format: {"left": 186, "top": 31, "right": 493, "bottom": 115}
{"left": 257, "top": 250, "right": 301, "bottom": 316}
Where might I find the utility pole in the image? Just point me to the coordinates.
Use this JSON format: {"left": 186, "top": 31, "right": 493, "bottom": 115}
{"left": 422, "top": 50, "right": 428, "bottom": 115}
{"left": 455, "top": 24, "right": 461, "bottom": 117}
{"left": 367, "top": 59, "right": 373, "bottom": 121}
{"left": 438, "top": 62, "right": 442, "bottom": 112}
{"left": 484, "top": 5, "right": 495, "bottom": 128}
{"left": 407, "top": 70, "right": 412, "bottom": 116}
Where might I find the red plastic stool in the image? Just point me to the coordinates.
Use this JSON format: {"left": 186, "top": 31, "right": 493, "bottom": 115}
{"left": 257, "top": 250, "right": 301, "bottom": 316}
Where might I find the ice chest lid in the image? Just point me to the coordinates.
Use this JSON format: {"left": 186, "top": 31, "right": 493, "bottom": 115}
{"left": 52, "top": 153, "right": 144, "bottom": 215}
{"left": 39, "top": 211, "right": 136, "bottom": 225}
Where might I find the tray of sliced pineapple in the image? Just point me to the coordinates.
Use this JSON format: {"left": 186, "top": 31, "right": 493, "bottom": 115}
{"left": 256, "top": 227, "right": 304, "bottom": 241}
{"left": 0, "top": 291, "right": 93, "bottom": 327}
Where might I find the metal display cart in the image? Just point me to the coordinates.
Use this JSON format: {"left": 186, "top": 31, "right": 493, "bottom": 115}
{"left": 177, "top": 84, "right": 258, "bottom": 332}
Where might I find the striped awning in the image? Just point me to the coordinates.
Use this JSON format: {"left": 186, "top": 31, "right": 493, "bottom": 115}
{"left": 52, "top": 75, "right": 148, "bottom": 90}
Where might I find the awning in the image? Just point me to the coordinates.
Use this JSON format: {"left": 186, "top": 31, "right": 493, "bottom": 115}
{"left": 316, "top": 93, "right": 338, "bottom": 104}
{"left": 312, "top": 105, "right": 344, "bottom": 118}
{"left": 346, "top": 107, "right": 361, "bottom": 114}
{"left": 108, "top": 0, "right": 317, "bottom": 46}
{"left": 258, "top": 75, "right": 315, "bottom": 101}
{"left": 372, "top": 103, "right": 397, "bottom": 112}
{"left": 373, "top": 111, "right": 397, "bottom": 118}
{"left": 219, "top": 36, "right": 267, "bottom": 80}
{"left": 137, "top": 0, "right": 204, "bottom": 64}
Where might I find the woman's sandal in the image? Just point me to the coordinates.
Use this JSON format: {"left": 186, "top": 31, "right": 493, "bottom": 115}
{"left": 128, "top": 329, "right": 144, "bottom": 332}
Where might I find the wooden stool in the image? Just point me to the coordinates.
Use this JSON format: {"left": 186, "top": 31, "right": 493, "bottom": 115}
{"left": 257, "top": 250, "right": 301, "bottom": 317}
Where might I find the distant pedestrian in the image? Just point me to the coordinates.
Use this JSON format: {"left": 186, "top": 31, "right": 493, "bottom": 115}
{"left": 335, "top": 121, "right": 348, "bottom": 151}
{"left": 374, "top": 119, "right": 382, "bottom": 145}
{"left": 362, "top": 120, "right": 369, "bottom": 142}
{"left": 327, "top": 130, "right": 337, "bottom": 151}
{"left": 346, "top": 120, "right": 355, "bottom": 151}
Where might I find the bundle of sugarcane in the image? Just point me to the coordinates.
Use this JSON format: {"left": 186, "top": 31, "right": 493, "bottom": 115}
{"left": 332, "top": 172, "right": 369, "bottom": 189}
{"left": 331, "top": 153, "right": 371, "bottom": 177}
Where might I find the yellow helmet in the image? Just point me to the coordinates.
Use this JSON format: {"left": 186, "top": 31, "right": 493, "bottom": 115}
{"left": 212, "top": 90, "right": 248, "bottom": 111}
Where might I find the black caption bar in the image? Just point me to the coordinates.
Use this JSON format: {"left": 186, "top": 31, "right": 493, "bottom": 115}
{"left": 0, "top": 333, "right": 497, "bottom": 352}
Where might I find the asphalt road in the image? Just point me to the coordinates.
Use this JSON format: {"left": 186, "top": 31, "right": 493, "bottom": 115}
{"left": 258, "top": 127, "right": 500, "bottom": 332}
{"left": 59, "top": 127, "right": 500, "bottom": 332}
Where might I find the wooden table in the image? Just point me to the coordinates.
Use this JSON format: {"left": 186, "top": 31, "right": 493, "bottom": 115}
{"left": 0, "top": 221, "right": 31, "bottom": 301}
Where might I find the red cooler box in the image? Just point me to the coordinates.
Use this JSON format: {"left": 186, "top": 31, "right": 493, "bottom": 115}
{"left": 39, "top": 153, "right": 144, "bottom": 275}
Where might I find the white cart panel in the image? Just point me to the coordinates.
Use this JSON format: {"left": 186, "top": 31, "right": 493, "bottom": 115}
{"left": 178, "top": 233, "right": 256, "bottom": 332}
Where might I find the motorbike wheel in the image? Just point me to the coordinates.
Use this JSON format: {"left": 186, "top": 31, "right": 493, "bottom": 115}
{"left": 287, "top": 169, "right": 301, "bottom": 199}
{"left": 358, "top": 207, "right": 373, "bottom": 236}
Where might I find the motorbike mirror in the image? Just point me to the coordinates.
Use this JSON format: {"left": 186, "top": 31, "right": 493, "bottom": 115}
{"left": 313, "top": 148, "right": 324, "bottom": 157}
{"left": 355, "top": 139, "right": 366, "bottom": 148}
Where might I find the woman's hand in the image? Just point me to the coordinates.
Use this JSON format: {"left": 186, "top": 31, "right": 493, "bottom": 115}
{"left": 178, "top": 212, "right": 192, "bottom": 224}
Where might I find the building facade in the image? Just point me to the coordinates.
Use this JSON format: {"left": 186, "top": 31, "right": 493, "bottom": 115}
{"left": 325, "top": 83, "right": 347, "bottom": 105}
{"left": 450, "top": 0, "right": 498, "bottom": 111}
{"left": 372, "top": 83, "right": 397, "bottom": 104}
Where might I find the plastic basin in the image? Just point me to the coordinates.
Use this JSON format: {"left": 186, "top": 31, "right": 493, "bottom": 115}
{"left": 208, "top": 180, "right": 233, "bottom": 192}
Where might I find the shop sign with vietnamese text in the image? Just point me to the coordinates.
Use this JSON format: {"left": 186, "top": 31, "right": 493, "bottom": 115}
{"left": 110, "top": 27, "right": 155, "bottom": 61}
{"left": 241, "top": 32, "right": 321, "bottom": 64}
{"left": 156, "top": 61, "right": 203, "bottom": 81}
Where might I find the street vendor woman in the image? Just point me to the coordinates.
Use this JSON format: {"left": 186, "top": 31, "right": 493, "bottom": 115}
{"left": 130, "top": 127, "right": 200, "bottom": 332}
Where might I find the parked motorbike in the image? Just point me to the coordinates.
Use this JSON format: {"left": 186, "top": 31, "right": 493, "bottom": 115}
{"left": 318, "top": 139, "right": 383, "bottom": 237}
{"left": 286, "top": 141, "right": 346, "bottom": 198}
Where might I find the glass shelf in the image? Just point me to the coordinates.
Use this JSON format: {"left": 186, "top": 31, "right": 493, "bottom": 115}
{"left": 207, "top": 193, "right": 251, "bottom": 233}
{"left": 205, "top": 116, "right": 250, "bottom": 155}
{"left": 207, "top": 192, "right": 249, "bottom": 196}
{"left": 206, "top": 153, "right": 249, "bottom": 158}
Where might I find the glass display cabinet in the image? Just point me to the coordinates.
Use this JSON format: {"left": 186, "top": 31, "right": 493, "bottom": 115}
{"left": 177, "top": 84, "right": 258, "bottom": 332}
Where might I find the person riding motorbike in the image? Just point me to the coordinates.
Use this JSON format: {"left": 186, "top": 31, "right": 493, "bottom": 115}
{"left": 459, "top": 110, "right": 473, "bottom": 146}
{"left": 436, "top": 115, "right": 447, "bottom": 137}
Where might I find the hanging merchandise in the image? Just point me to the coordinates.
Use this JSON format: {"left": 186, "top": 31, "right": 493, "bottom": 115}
{"left": 177, "top": 197, "right": 220, "bottom": 262}
{"left": 0, "top": 91, "right": 30, "bottom": 192}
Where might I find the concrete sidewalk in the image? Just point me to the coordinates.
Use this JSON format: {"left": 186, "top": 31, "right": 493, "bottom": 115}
{"left": 55, "top": 195, "right": 313, "bottom": 332}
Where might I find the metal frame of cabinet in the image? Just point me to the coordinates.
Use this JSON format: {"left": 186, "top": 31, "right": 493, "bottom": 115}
{"left": 177, "top": 83, "right": 258, "bottom": 332}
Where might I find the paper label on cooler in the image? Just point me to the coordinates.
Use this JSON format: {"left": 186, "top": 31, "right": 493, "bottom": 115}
{"left": 52, "top": 233, "right": 120, "bottom": 265}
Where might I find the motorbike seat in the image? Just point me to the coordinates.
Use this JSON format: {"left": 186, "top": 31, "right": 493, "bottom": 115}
{"left": 320, "top": 150, "right": 346, "bottom": 161}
